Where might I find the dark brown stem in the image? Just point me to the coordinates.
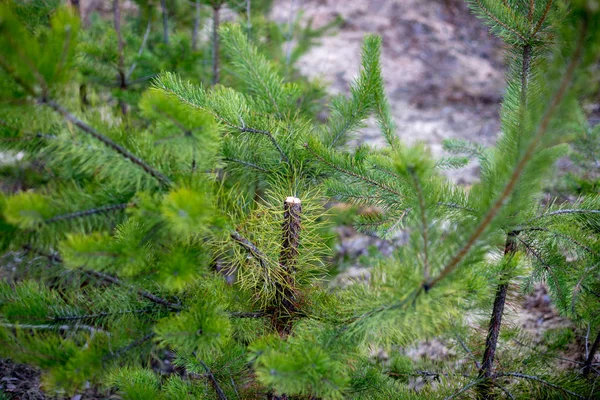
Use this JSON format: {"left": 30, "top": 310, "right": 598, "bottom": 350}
{"left": 476, "top": 232, "right": 518, "bottom": 399}
{"left": 160, "top": 0, "right": 169, "bottom": 45}
{"left": 192, "top": 0, "right": 201, "bottom": 51}
{"left": 212, "top": 4, "right": 221, "bottom": 85}
{"left": 272, "top": 197, "right": 302, "bottom": 336}
{"left": 279, "top": 197, "right": 301, "bottom": 273}
{"left": 583, "top": 328, "right": 600, "bottom": 376}
{"left": 113, "top": 0, "right": 127, "bottom": 115}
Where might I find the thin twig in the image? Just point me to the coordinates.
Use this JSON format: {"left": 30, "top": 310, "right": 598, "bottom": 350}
{"left": 83, "top": 269, "right": 183, "bottom": 310}
{"left": 239, "top": 126, "right": 289, "bottom": 163}
{"left": 456, "top": 334, "right": 481, "bottom": 369}
{"left": 223, "top": 157, "right": 269, "bottom": 172}
{"left": 0, "top": 322, "right": 108, "bottom": 335}
{"left": 199, "top": 359, "right": 228, "bottom": 400}
{"left": 127, "top": 20, "right": 152, "bottom": 79}
{"left": 45, "top": 203, "right": 129, "bottom": 224}
{"left": 497, "top": 372, "right": 586, "bottom": 399}
{"left": 108, "top": 332, "right": 155, "bottom": 359}
{"left": 443, "top": 379, "right": 481, "bottom": 400}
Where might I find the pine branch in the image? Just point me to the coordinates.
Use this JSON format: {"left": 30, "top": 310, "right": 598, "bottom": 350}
{"left": 473, "top": 0, "right": 527, "bottom": 42}
{"left": 427, "top": 19, "right": 588, "bottom": 291}
{"left": 516, "top": 226, "right": 597, "bottom": 255}
{"left": 496, "top": 372, "right": 586, "bottom": 399}
{"left": 44, "top": 203, "right": 129, "bottom": 224}
{"left": 238, "top": 125, "right": 289, "bottom": 163}
{"left": 230, "top": 230, "right": 269, "bottom": 272}
{"left": 82, "top": 269, "right": 183, "bottom": 310}
{"left": 42, "top": 99, "right": 172, "bottom": 188}
{"left": 538, "top": 209, "right": 600, "bottom": 219}
{"left": 305, "top": 144, "right": 403, "bottom": 197}
{"left": 109, "top": 332, "right": 155, "bottom": 359}
{"left": 515, "top": 236, "right": 565, "bottom": 302}
{"left": 113, "top": 0, "right": 125, "bottom": 89}
{"left": 198, "top": 359, "right": 228, "bottom": 400}
{"left": 228, "top": 311, "right": 267, "bottom": 318}
{"left": 493, "top": 382, "right": 516, "bottom": 400}
{"left": 279, "top": 197, "right": 301, "bottom": 274}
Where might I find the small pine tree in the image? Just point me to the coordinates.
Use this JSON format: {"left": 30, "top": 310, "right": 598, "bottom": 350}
{"left": 1, "top": 1, "right": 600, "bottom": 399}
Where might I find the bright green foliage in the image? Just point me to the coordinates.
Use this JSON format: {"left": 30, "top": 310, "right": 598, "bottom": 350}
{"left": 1, "top": 0, "right": 600, "bottom": 399}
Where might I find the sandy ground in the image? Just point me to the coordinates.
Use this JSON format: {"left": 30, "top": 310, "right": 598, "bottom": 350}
{"left": 272, "top": 0, "right": 505, "bottom": 183}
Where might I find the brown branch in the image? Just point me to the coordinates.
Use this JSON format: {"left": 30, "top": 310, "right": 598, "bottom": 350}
{"left": 477, "top": 232, "right": 518, "bottom": 398}
{"left": 532, "top": 0, "right": 553, "bottom": 37}
{"left": 427, "top": 19, "right": 587, "bottom": 291}
{"left": 528, "top": 0, "right": 535, "bottom": 22}
{"left": 228, "top": 311, "right": 267, "bottom": 318}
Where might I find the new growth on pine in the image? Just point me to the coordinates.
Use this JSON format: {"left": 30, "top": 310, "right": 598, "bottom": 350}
{"left": 0, "top": 0, "right": 599, "bottom": 399}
